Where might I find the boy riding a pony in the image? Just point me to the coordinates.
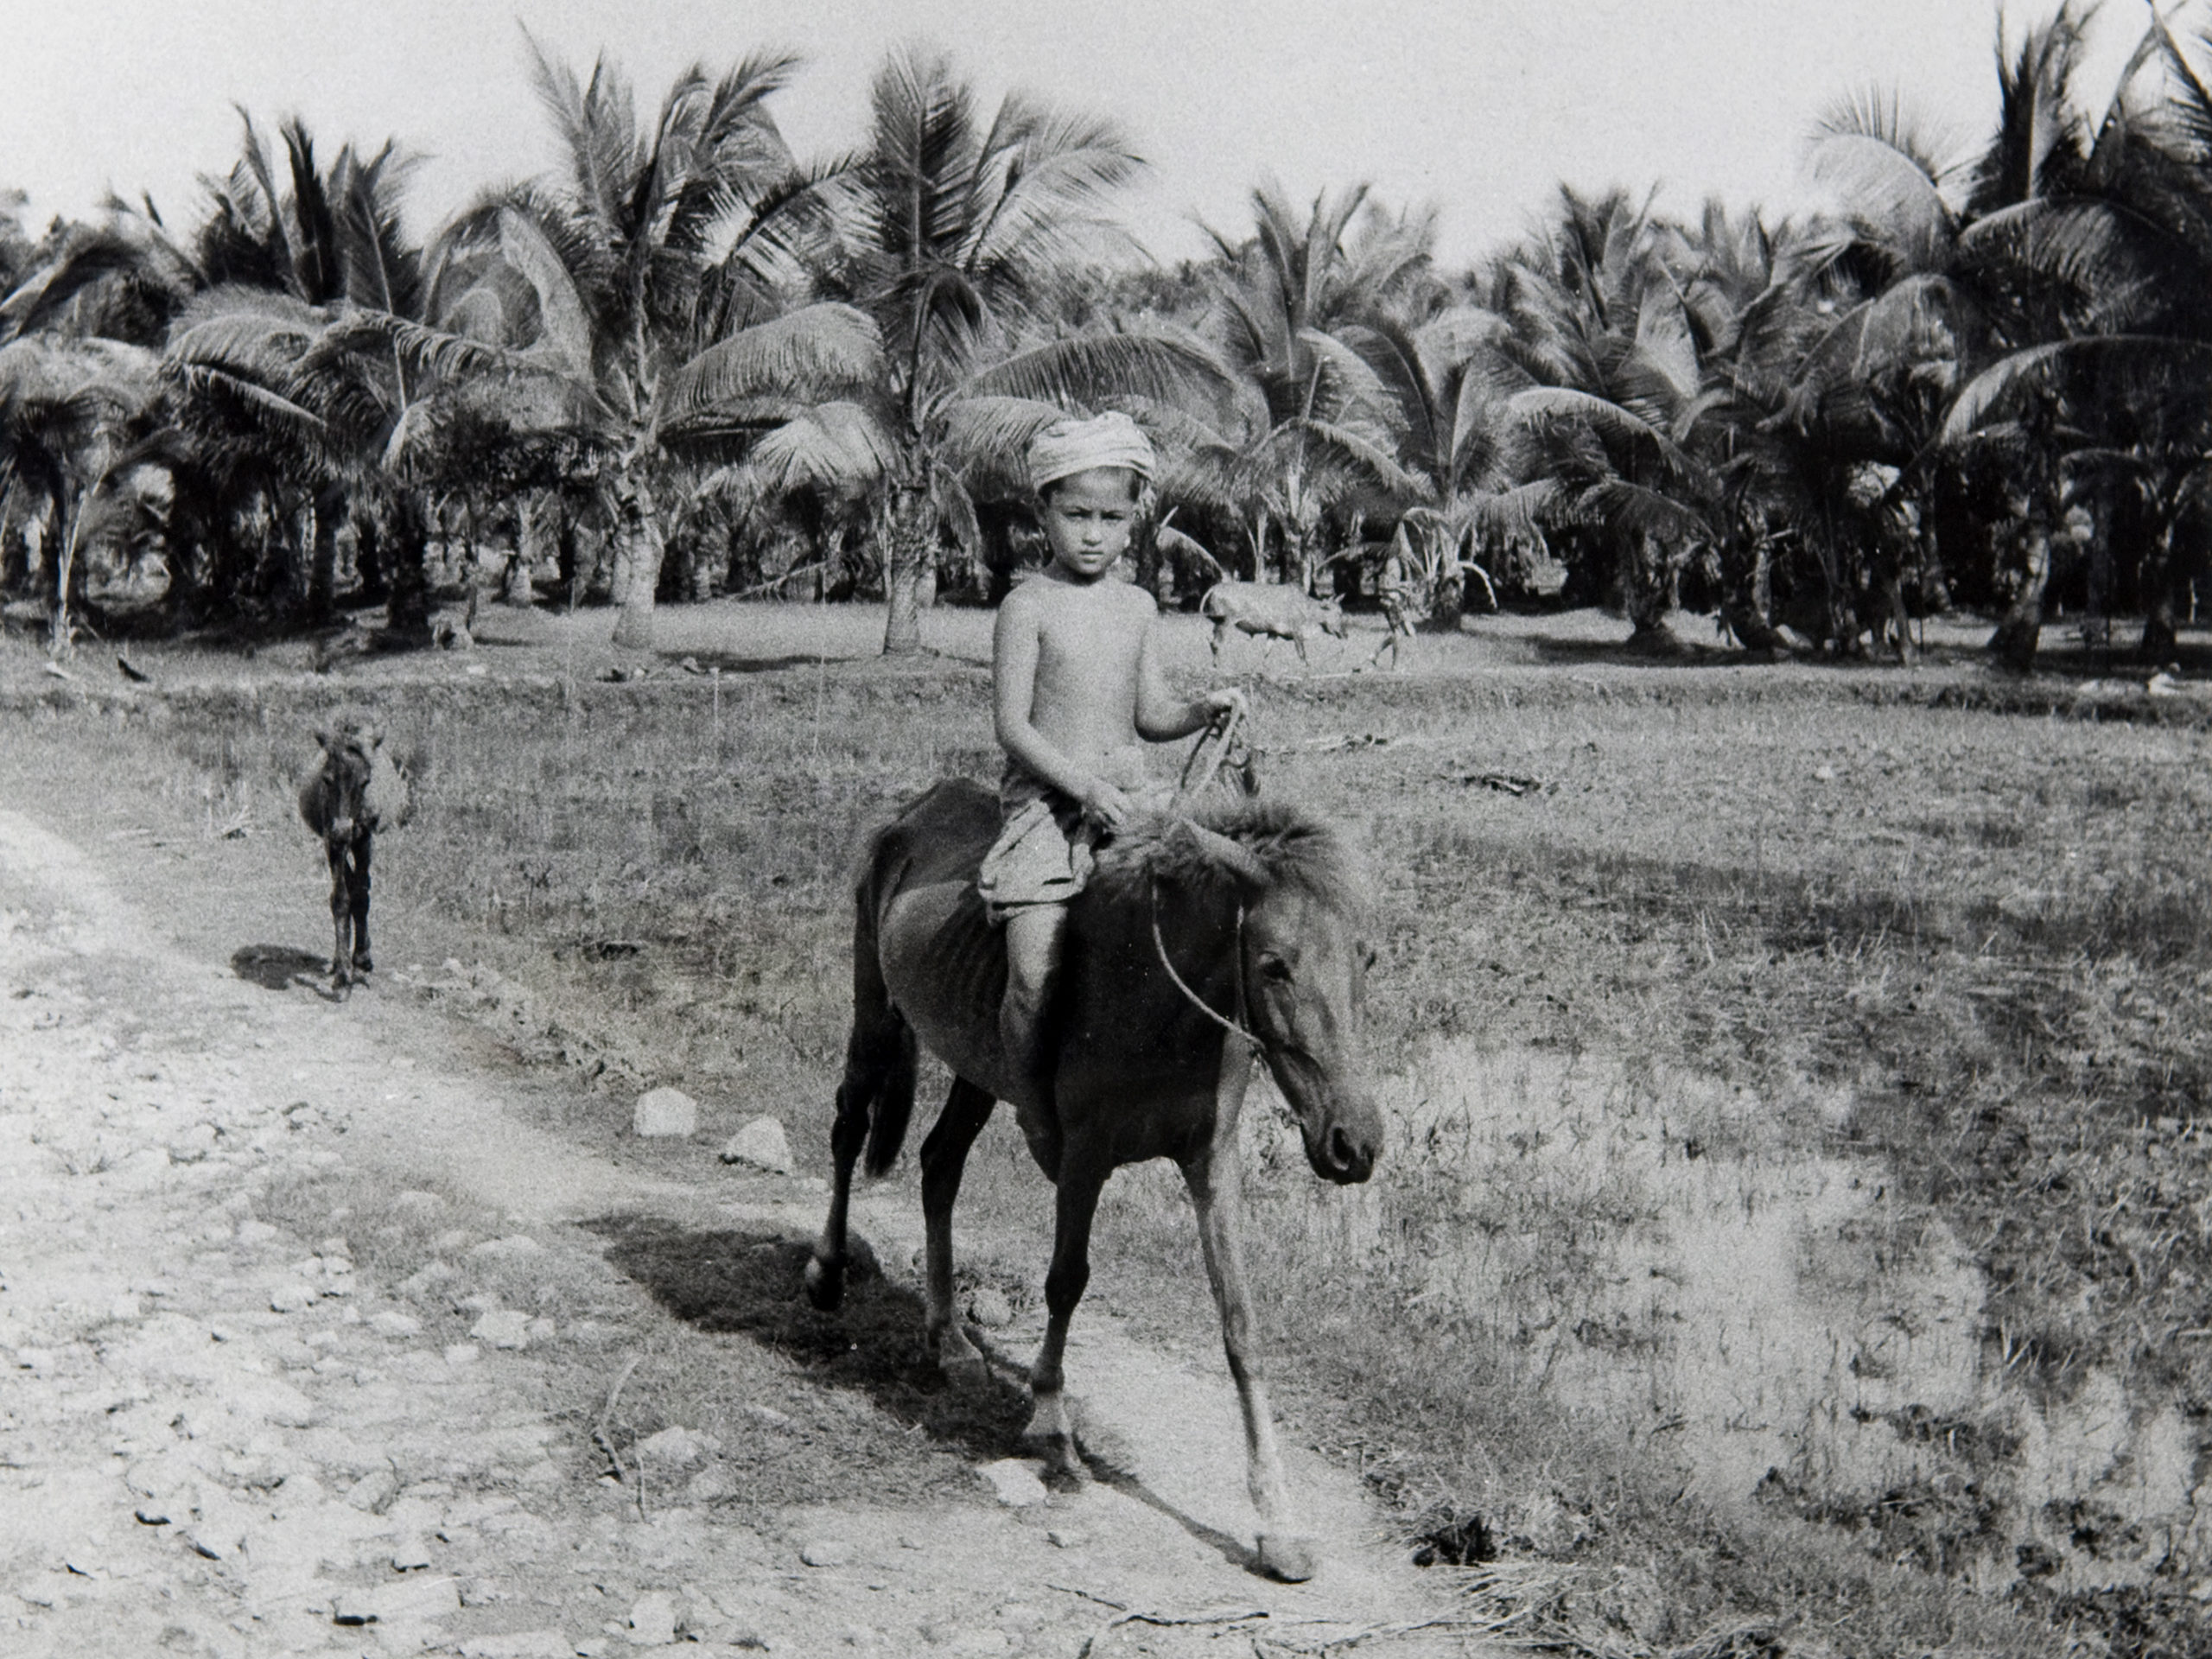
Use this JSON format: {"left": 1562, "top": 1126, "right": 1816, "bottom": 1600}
{"left": 979, "top": 411, "right": 1245, "bottom": 1096}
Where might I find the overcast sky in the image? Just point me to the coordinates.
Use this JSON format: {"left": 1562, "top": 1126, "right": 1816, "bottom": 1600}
{"left": 0, "top": 1, "right": 2164, "bottom": 268}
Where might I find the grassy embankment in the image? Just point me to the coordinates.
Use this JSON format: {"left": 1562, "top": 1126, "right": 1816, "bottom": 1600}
{"left": 5, "top": 601, "right": 2210, "bottom": 1657}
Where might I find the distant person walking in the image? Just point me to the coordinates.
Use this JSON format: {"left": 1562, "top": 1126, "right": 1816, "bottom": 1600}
{"left": 1366, "top": 526, "right": 1417, "bottom": 671}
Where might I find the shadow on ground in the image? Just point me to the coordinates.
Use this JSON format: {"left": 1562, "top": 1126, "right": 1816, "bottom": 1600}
{"left": 231, "top": 944, "right": 329, "bottom": 991}
{"left": 587, "top": 1214, "right": 1033, "bottom": 1465}
{"left": 657, "top": 651, "right": 861, "bottom": 676}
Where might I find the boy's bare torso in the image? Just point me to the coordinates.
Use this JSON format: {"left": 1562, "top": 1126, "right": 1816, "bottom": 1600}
{"left": 999, "top": 573, "right": 1157, "bottom": 778}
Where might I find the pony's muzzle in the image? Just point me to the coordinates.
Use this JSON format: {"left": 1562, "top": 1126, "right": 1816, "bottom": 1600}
{"left": 1306, "top": 1100, "right": 1381, "bottom": 1184}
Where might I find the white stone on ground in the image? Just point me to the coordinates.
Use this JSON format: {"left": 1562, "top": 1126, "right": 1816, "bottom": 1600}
{"left": 976, "top": 1459, "right": 1049, "bottom": 1508}
{"left": 632, "top": 1087, "right": 697, "bottom": 1138}
{"left": 268, "top": 1278, "right": 318, "bottom": 1313}
{"left": 799, "top": 1540, "right": 853, "bottom": 1567}
{"left": 718, "top": 1115, "right": 791, "bottom": 1173}
{"left": 967, "top": 1287, "right": 1013, "bottom": 1328}
{"left": 627, "top": 1590, "right": 677, "bottom": 1644}
{"left": 470, "top": 1309, "right": 531, "bottom": 1350}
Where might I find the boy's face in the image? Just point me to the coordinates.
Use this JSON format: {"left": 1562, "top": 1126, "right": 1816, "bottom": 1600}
{"left": 1039, "top": 467, "right": 1141, "bottom": 582}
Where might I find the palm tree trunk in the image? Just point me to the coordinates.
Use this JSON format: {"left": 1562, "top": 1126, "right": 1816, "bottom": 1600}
{"left": 881, "top": 476, "right": 933, "bottom": 657}
{"left": 507, "top": 492, "right": 543, "bottom": 607}
{"left": 608, "top": 472, "right": 664, "bottom": 652}
{"left": 2140, "top": 520, "right": 2180, "bottom": 665}
{"left": 383, "top": 491, "right": 434, "bottom": 645}
{"left": 1623, "top": 533, "right": 1677, "bottom": 651}
{"left": 1990, "top": 520, "right": 2050, "bottom": 673}
{"left": 308, "top": 487, "right": 345, "bottom": 624}
{"left": 48, "top": 486, "right": 86, "bottom": 660}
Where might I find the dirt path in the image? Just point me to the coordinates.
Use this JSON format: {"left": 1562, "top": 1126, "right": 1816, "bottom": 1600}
{"left": 0, "top": 806, "right": 1485, "bottom": 1658}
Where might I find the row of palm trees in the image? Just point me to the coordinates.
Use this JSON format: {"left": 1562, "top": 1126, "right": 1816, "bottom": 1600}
{"left": 6, "top": 6, "right": 2212, "bottom": 664}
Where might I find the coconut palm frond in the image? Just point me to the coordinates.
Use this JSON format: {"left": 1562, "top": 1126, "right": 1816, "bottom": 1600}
{"left": 334, "top": 143, "right": 425, "bottom": 321}
{"left": 1943, "top": 334, "right": 2212, "bottom": 440}
{"left": 931, "top": 459, "right": 981, "bottom": 555}
{"left": 523, "top": 29, "right": 643, "bottom": 246}
{"left": 659, "top": 302, "right": 885, "bottom": 423}
{"left": 316, "top": 309, "right": 516, "bottom": 385}
{"left": 1454, "top": 479, "right": 1565, "bottom": 543}
{"left": 741, "top": 400, "right": 896, "bottom": 497}
{"left": 1808, "top": 112, "right": 1957, "bottom": 269}
{"left": 1255, "top": 416, "right": 1425, "bottom": 497}
{"left": 495, "top": 206, "right": 596, "bottom": 378}
{"left": 930, "top": 393, "right": 1071, "bottom": 483}
{"left": 170, "top": 361, "right": 330, "bottom": 439}
{"left": 165, "top": 298, "right": 325, "bottom": 372}
{"left": 1577, "top": 477, "right": 1712, "bottom": 542}
{"left": 962, "top": 327, "right": 1237, "bottom": 421}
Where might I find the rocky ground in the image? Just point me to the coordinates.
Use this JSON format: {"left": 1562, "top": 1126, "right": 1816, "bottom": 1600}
{"left": 0, "top": 803, "right": 1484, "bottom": 1659}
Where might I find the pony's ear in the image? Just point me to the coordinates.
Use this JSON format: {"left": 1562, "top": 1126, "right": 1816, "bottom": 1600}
{"left": 1178, "top": 820, "right": 1272, "bottom": 893}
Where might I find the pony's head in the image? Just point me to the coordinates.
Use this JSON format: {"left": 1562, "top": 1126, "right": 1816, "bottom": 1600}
{"left": 314, "top": 716, "right": 381, "bottom": 838}
{"left": 1109, "top": 801, "right": 1383, "bottom": 1185}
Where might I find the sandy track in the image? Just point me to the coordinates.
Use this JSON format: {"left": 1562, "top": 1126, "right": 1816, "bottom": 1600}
{"left": 0, "top": 805, "right": 1484, "bottom": 1657}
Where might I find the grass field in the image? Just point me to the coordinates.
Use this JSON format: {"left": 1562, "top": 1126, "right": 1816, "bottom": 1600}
{"left": 6, "top": 597, "right": 2211, "bottom": 1657}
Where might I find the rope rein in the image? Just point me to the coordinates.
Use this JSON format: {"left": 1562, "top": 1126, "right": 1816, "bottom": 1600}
{"left": 1152, "top": 703, "right": 1263, "bottom": 1052}
{"left": 1173, "top": 700, "right": 1250, "bottom": 810}
{"left": 1149, "top": 877, "right": 1260, "bottom": 1054}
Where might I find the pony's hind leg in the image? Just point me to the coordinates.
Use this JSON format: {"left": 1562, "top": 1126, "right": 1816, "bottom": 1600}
{"left": 919, "top": 1077, "right": 997, "bottom": 1384}
{"left": 804, "top": 1010, "right": 914, "bottom": 1313}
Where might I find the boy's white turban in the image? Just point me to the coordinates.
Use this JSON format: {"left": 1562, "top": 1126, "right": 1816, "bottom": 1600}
{"left": 1027, "top": 411, "right": 1155, "bottom": 491}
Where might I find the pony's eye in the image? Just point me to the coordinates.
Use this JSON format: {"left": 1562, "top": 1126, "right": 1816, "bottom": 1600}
{"left": 1259, "top": 956, "right": 1293, "bottom": 983}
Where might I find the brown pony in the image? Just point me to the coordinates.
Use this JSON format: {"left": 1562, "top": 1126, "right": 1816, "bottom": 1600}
{"left": 805, "top": 778, "right": 1382, "bottom": 1581}
{"left": 296, "top": 716, "right": 410, "bottom": 989}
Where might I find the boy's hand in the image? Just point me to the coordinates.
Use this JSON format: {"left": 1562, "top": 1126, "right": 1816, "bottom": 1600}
{"left": 1078, "top": 777, "right": 1133, "bottom": 830}
{"left": 1200, "top": 688, "right": 1248, "bottom": 728}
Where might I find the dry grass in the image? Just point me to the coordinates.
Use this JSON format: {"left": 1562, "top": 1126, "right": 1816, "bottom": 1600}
{"left": 6, "top": 600, "right": 2212, "bottom": 1656}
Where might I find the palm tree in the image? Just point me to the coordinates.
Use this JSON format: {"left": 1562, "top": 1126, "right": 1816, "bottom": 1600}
{"left": 0, "top": 333, "right": 160, "bottom": 652}
{"left": 815, "top": 47, "right": 1231, "bottom": 652}
{"left": 1196, "top": 182, "right": 1432, "bottom": 588}
{"left": 1939, "top": 8, "right": 2212, "bottom": 662}
{"left": 1482, "top": 187, "right": 1721, "bottom": 649}
{"left": 1815, "top": 6, "right": 2110, "bottom": 668}
{"left": 156, "top": 113, "right": 516, "bottom": 632}
{"left": 448, "top": 35, "right": 882, "bottom": 651}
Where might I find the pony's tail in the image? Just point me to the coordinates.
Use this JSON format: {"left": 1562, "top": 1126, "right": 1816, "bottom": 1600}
{"left": 842, "top": 825, "right": 918, "bottom": 1180}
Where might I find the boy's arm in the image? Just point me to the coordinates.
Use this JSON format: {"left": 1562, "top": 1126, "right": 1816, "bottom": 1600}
{"left": 993, "top": 593, "right": 1127, "bottom": 822}
{"left": 1134, "top": 603, "right": 1244, "bottom": 741}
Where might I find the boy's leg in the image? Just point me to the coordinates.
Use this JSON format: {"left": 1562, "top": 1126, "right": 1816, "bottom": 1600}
{"left": 1001, "top": 903, "right": 1067, "bottom": 1099}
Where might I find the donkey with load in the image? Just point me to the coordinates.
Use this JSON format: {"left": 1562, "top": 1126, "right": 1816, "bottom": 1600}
{"left": 296, "top": 714, "right": 411, "bottom": 991}
{"left": 805, "top": 773, "right": 1382, "bottom": 1583}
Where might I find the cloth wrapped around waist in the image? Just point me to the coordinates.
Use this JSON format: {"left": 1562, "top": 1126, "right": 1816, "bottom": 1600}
{"left": 976, "top": 749, "right": 1165, "bottom": 920}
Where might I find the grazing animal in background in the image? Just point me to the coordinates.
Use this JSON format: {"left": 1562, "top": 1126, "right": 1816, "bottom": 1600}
{"left": 296, "top": 716, "right": 410, "bottom": 989}
{"left": 806, "top": 778, "right": 1382, "bottom": 1583}
{"left": 1198, "top": 582, "right": 1348, "bottom": 664}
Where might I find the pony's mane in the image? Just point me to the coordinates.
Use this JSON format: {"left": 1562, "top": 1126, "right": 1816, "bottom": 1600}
{"left": 1092, "top": 795, "right": 1366, "bottom": 913}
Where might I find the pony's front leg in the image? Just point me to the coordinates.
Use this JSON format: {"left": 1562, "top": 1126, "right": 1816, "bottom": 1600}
{"left": 324, "top": 837, "right": 353, "bottom": 988}
{"left": 1183, "top": 1042, "right": 1316, "bottom": 1583}
{"left": 1025, "top": 1156, "right": 1106, "bottom": 1480}
{"left": 348, "top": 832, "right": 373, "bottom": 974}
{"left": 920, "top": 1077, "right": 996, "bottom": 1384}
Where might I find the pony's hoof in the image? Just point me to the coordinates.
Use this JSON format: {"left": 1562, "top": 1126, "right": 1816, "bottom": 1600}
{"left": 801, "top": 1255, "right": 844, "bottom": 1312}
{"left": 352, "top": 953, "right": 373, "bottom": 975}
{"left": 1020, "top": 1430, "right": 1084, "bottom": 1482}
{"left": 938, "top": 1341, "right": 989, "bottom": 1391}
{"left": 1255, "top": 1533, "right": 1319, "bottom": 1583}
